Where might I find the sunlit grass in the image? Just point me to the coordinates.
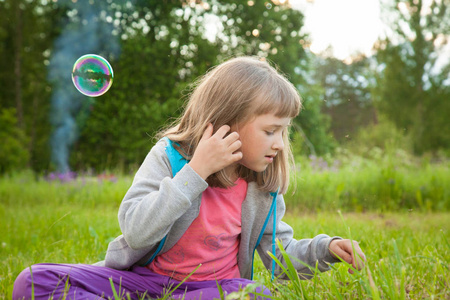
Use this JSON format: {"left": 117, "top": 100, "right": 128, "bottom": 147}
{"left": 288, "top": 153, "right": 449, "bottom": 212}
{"left": 257, "top": 212, "right": 450, "bottom": 299}
{"left": 1, "top": 168, "right": 449, "bottom": 299}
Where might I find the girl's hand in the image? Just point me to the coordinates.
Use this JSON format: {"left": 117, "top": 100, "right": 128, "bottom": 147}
{"left": 188, "top": 123, "right": 242, "bottom": 180}
{"left": 329, "top": 239, "right": 366, "bottom": 274}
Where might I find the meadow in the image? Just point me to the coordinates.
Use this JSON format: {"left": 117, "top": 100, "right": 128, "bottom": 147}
{"left": 1, "top": 152, "right": 449, "bottom": 299}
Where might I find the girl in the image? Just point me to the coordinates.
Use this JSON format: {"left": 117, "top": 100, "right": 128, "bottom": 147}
{"left": 13, "top": 56, "right": 365, "bottom": 300}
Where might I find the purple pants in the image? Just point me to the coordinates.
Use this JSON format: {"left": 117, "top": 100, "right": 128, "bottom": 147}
{"left": 13, "top": 263, "right": 271, "bottom": 299}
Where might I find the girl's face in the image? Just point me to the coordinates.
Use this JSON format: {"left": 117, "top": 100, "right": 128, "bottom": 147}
{"left": 233, "top": 113, "right": 290, "bottom": 173}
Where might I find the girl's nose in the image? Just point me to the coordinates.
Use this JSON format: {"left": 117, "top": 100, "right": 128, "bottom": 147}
{"left": 273, "top": 134, "right": 284, "bottom": 151}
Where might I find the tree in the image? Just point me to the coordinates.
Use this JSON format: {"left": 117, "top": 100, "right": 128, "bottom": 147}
{"left": 312, "top": 54, "right": 377, "bottom": 142}
{"left": 0, "top": 108, "right": 29, "bottom": 174}
{"left": 74, "top": 1, "right": 219, "bottom": 171}
{"left": 374, "top": 0, "right": 450, "bottom": 153}
{"left": 0, "top": 0, "right": 337, "bottom": 172}
{"left": 0, "top": 0, "right": 65, "bottom": 172}
{"left": 75, "top": 0, "right": 336, "bottom": 170}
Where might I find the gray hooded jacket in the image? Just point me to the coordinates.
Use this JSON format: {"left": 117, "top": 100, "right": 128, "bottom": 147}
{"left": 96, "top": 138, "right": 341, "bottom": 279}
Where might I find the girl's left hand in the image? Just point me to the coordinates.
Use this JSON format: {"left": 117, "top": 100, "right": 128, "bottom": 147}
{"left": 329, "top": 239, "right": 366, "bottom": 274}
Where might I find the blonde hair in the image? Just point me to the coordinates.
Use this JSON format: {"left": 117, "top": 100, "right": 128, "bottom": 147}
{"left": 157, "top": 56, "right": 302, "bottom": 194}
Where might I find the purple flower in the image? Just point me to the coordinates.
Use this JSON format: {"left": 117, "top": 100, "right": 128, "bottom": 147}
{"left": 46, "top": 171, "right": 77, "bottom": 183}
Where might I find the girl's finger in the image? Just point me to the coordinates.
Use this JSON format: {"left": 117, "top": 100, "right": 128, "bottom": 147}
{"left": 214, "top": 125, "right": 231, "bottom": 138}
{"left": 229, "top": 139, "right": 242, "bottom": 153}
{"left": 357, "top": 248, "right": 367, "bottom": 262}
{"left": 202, "top": 123, "right": 214, "bottom": 139}
{"left": 231, "top": 151, "right": 243, "bottom": 162}
{"left": 223, "top": 131, "right": 240, "bottom": 144}
{"left": 330, "top": 246, "right": 352, "bottom": 264}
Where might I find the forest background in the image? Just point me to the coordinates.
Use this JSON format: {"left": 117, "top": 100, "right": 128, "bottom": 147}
{"left": 0, "top": 0, "right": 449, "bottom": 175}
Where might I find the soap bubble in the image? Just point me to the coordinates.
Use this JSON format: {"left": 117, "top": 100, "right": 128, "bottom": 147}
{"left": 71, "top": 54, "right": 113, "bottom": 97}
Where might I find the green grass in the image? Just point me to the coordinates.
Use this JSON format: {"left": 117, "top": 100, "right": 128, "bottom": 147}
{"left": 1, "top": 167, "right": 449, "bottom": 299}
{"left": 255, "top": 212, "right": 450, "bottom": 299}
{"left": 288, "top": 151, "right": 449, "bottom": 212}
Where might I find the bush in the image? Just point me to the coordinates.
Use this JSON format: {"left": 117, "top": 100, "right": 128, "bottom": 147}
{"left": 345, "top": 116, "right": 413, "bottom": 156}
{"left": 0, "top": 108, "right": 30, "bottom": 174}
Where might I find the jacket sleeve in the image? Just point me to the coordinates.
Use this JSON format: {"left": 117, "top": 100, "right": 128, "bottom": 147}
{"left": 118, "top": 139, "right": 208, "bottom": 250}
{"left": 256, "top": 194, "right": 342, "bottom": 279}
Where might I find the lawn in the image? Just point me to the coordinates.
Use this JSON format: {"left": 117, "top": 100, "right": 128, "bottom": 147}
{"left": 1, "top": 171, "right": 449, "bottom": 299}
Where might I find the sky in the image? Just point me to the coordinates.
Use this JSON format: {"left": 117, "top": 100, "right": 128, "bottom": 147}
{"left": 290, "top": 0, "right": 385, "bottom": 60}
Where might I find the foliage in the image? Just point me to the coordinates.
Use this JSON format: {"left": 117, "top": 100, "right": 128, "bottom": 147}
{"left": 345, "top": 116, "right": 413, "bottom": 155}
{"left": 0, "top": 108, "right": 30, "bottom": 174}
{"left": 1, "top": 174, "right": 449, "bottom": 298}
{"left": 313, "top": 54, "right": 377, "bottom": 142}
{"left": 0, "top": 0, "right": 63, "bottom": 173}
{"left": 373, "top": 0, "right": 450, "bottom": 154}
{"left": 0, "top": 0, "right": 449, "bottom": 174}
{"left": 0, "top": 0, "right": 338, "bottom": 172}
{"left": 58, "top": 0, "right": 336, "bottom": 170}
{"left": 74, "top": 1, "right": 219, "bottom": 172}
{"left": 294, "top": 79, "right": 337, "bottom": 156}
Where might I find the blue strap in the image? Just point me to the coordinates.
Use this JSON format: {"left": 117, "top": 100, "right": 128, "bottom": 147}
{"left": 142, "top": 138, "right": 188, "bottom": 266}
{"left": 162, "top": 137, "right": 189, "bottom": 177}
{"left": 251, "top": 191, "right": 278, "bottom": 280}
{"left": 271, "top": 192, "right": 277, "bottom": 280}
{"left": 142, "top": 236, "right": 166, "bottom": 266}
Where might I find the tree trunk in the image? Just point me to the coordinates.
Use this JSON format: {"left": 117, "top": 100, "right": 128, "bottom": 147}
{"left": 14, "top": 1, "right": 24, "bottom": 130}
{"left": 28, "top": 82, "right": 39, "bottom": 169}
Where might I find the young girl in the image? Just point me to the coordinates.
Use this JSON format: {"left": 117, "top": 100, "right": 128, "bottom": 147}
{"left": 13, "top": 56, "right": 365, "bottom": 300}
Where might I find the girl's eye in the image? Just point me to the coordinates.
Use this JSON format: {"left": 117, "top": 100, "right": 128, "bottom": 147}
{"left": 265, "top": 131, "right": 274, "bottom": 136}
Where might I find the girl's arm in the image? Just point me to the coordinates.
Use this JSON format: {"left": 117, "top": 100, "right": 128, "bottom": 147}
{"left": 118, "top": 139, "right": 208, "bottom": 250}
{"left": 120, "top": 124, "right": 240, "bottom": 250}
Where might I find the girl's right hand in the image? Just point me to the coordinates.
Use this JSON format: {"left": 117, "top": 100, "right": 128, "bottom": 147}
{"left": 188, "top": 123, "right": 242, "bottom": 180}
{"left": 329, "top": 239, "right": 366, "bottom": 274}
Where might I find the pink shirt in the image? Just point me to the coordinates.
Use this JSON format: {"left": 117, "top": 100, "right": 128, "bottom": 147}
{"left": 148, "top": 178, "right": 248, "bottom": 281}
